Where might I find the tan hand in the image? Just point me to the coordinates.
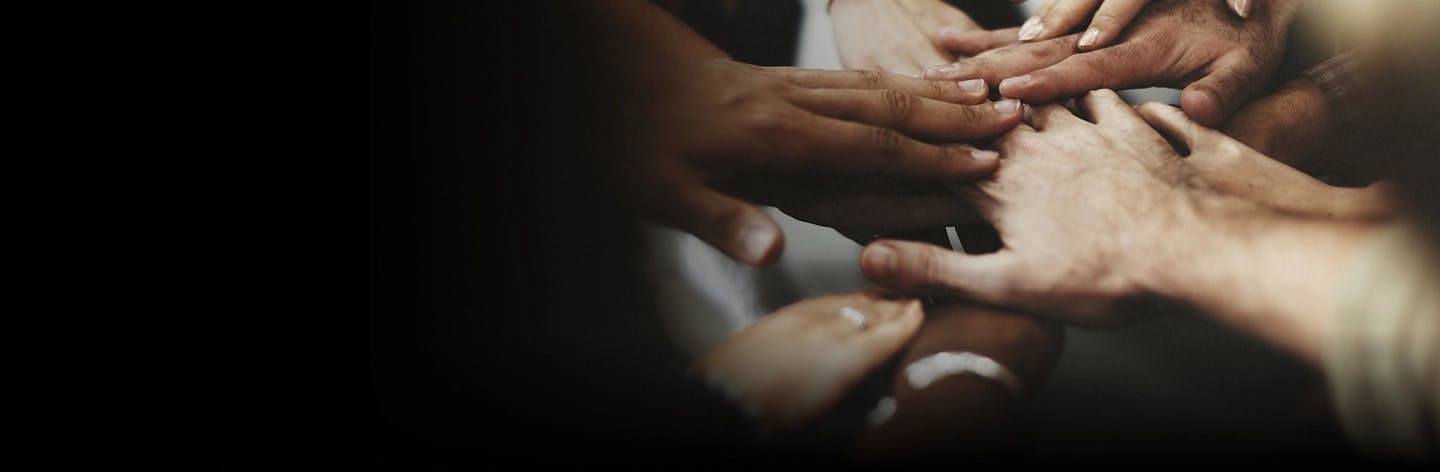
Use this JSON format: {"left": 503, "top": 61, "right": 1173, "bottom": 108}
{"left": 695, "top": 288, "right": 925, "bottom": 432}
{"left": 860, "top": 90, "right": 1194, "bottom": 324}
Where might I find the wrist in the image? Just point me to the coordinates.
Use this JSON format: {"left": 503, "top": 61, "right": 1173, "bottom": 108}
{"left": 1129, "top": 190, "right": 1264, "bottom": 303}
{"left": 1132, "top": 190, "right": 1381, "bottom": 364}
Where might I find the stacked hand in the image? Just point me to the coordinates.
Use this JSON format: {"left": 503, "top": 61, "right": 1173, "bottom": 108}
{"left": 928, "top": 0, "right": 1297, "bottom": 126}
{"left": 619, "top": 58, "right": 1022, "bottom": 266}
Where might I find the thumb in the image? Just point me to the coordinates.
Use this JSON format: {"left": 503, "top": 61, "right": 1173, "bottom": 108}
{"left": 1226, "top": 0, "right": 1251, "bottom": 19}
{"left": 1181, "top": 53, "right": 1267, "bottom": 127}
{"left": 860, "top": 240, "right": 1019, "bottom": 305}
{"left": 1136, "top": 102, "right": 1214, "bottom": 156}
{"left": 665, "top": 186, "right": 785, "bottom": 267}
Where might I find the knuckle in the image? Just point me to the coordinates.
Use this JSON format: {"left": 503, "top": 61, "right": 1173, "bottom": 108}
{"left": 1092, "top": 11, "right": 1120, "bottom": 29}
{"left": 957, "top": 103, "right": 984, "bottom": 124}
{"left": 880, "top": 89, "right": 915, "bottom": 124}
{"left": 926, "top": 79, "right": 948, "bottom": 100}
{"left": 869, "top": 127, "right": 907, "bottom": 156}
{"left": 855, "top": 68, "right": 885, "bottom": 88}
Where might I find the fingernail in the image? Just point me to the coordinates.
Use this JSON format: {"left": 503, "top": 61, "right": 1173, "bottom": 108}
{"left": 1078, "top": 28, "right": 1100, "bottom": 48}
{"left": 864, "top": 244, "right": 896, "bottom": 275}
{"left": 959, "top": 79, "right": 985, "bottom": 93}
{"left": 998, "top": 75, "right": 1031, "bottom": 95}
{"left": 1018, "top": 17, "right": 1044, "bottom": 41}
{"left": 1233, "top": 0, "right": 1250, "bottom": 18}
{"left": 993, "top": 98, "right": 1021, "bottom": 114}
{"left": 970, "top": 149, "right": 999, "bottom": 162}
{"left": 739, "top": 225, "right": 776, "bottom": 264}
{"left": 936, "top": 26, "right": 960, "bottom": 37}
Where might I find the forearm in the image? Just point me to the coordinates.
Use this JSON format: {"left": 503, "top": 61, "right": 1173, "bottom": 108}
{"left": 577, "top": 0, "right": 730, "bottom": 72}
{"left": 1136, "top": 192, "right": 1382, "bottom": 366}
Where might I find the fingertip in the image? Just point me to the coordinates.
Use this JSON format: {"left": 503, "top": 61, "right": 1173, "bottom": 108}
{"left": 1180, "top": 87, "right": 1223, "bottom": 127}
{"left": 894, "top": 298, "right": 925, "bottom": 332}
{"left": 958, "top": 147, "right": 1002, "bottom": 176}
{"left": 958, "top": 79, "right": 987, "bottom": 99}
{"left": 997, "top": 75, "right": 1036, "bottom": 100}
{"left": 1077, "top": 28, "right": 1101, "bottom": 50}
{"left": 860, "top": 241, "right": 899, "bottom": 282}
{"left": 735, "top": 220, "right": 785, "bottom": 267}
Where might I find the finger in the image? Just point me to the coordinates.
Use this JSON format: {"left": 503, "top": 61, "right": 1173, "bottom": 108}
{"left": 769, "top": 67, "right": 986, "bottom": 104}
{"left": 927, "top": 35, "right": 1080, "bottom": 85}
{"left": 1078, "top": 88, "right": 1147, "bottom": 128}
{"left": 790, "top": 88, "right": 1022, "bottom": 141}
{"left": 996, "top": 40, "right": 1147, "bottom": 102}
{"left": 846, "top": 289, "right": 925, "bottom": 351}
{"left": 1180, "top": 52, "right": 1268, "bottom": 127}
{"left": 778, "top": 115, "right": 1003, "bottom": 179}
{"left": 1032, "top": 0, "right": 1101, "bottom": 42}
{"left": 662, "top": 184, "right": 785, "bottom": 267}
{"left": 991, "top": 123, "right": 1039, "bottom": 158}
{"left": 1078, "top": 0, "right": 1149, "bottom": 51}
{"left": 1227, "top": 0, "right": 1251, "bottom": 19}
{"left": 1025, "top": 103, "right": 1085, "bottom": 130}
{"left": 1016, "top": 2, "right": 1054, "bottom": 42}
{"left": 1136, "top": 102, "right": 1212, "bottom": 155}
{"left": 935, "top": 27, "right": 1021, "bottom": 56}
{"left": 860, "top": 240, "right": 1021, "bottom": 305}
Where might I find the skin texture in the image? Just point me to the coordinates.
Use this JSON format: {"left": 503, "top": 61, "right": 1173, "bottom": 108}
{"left": 695, "top": 288, "right": 925, "bottom": 433}
{"left": 1018, "top": 0, "right": 1151, "bottom": 50}
{"left": 1218, "top": 76, "right": 1335, "bottom": 168}
{"left": 858, "top": 89, "right": 1380, "bottom": 365}
{"left": 830, "top": 0, "right": 985, "bottom": 77}
{"left": 1138, "top": 101, "right": 1392, "bottom": 219}
{"left": 927, "top": 0, "right": 1299, "bottom": 126}
{"left": 1018, "top": 0, "right": 1248, "bottom": 50}
{"left": 589, "top": 0, "right": 1023, "bottom": 267}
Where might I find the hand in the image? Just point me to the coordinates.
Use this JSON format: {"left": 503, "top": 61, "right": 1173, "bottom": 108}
{"left": 929, "top": 0, "right": 1299, "bottom": 126}
{"left": 859, "top": 90, "right": 1199, "bottom": 324}
{"left": 695, "top": 288, "right": 924, "bottom": 433}
{"left": 621, "top": 58, "right": 1022, "bottom": 266}
{"left": 830, "top": 0, "right": 984, "bottom": 77}
{"left": 1015, "top": 0, "right": 1249, "bottom": 50}
{"left": 1139, "top": 101, "right": 1391, "bottom": 219}
{"left": 1017, "top": 0, "right": 1150, "bottom": 50}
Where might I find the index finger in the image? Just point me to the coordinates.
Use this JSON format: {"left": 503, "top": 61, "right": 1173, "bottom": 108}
{"left": 768, "top": 67, "right": 991, "bottom": 105}
{"left": 776, "top": 114, "right": 1004, "bottom": 180}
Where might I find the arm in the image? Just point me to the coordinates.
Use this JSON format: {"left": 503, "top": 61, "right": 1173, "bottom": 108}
{"left": 1132, "top": 193, "right": 1379, "bottom": 365}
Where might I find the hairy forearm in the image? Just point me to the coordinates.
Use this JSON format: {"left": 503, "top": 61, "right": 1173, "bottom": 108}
{"left": 1135, "top": 192, "right": 1381, "bottom": 366}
